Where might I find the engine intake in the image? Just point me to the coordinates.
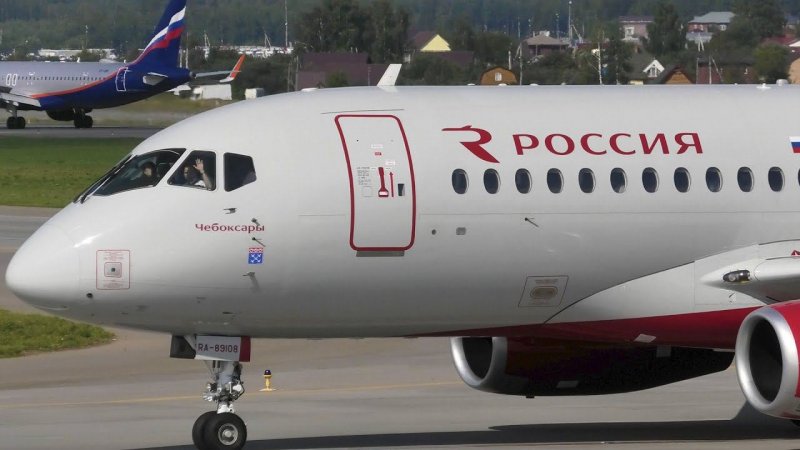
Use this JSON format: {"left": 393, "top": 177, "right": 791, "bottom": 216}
{"left": 451, "top": 336, "right": 733, "bottom": 397}
{"left": 735, "top": 302, "right": 800, "bottom": 418}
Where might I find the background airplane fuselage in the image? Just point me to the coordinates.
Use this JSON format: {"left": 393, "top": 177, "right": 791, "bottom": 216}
{"left": 11, "top": 85, "right": 799, "bottom": 344}
{"left": 0, "top": 61, "right": 189, "bottom": 110}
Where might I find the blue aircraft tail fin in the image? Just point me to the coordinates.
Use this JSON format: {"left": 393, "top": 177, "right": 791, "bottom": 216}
{"left": 131, "top": 0, "right": 186, "bottom": 68}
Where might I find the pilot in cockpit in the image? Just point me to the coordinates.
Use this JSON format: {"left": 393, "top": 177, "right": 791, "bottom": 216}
{"left": 180, "top": 158, "right": 213, "bottom": 190}
{"left": 131, "top": 161, "right": 158, "bottom": 188}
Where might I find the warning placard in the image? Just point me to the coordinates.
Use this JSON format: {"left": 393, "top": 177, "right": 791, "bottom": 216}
{"left": 96, "top": 250, "right": 130, "bottom": 290}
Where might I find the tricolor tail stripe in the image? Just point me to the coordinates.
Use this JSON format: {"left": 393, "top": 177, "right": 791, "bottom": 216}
{"left": 143, "top": 6, "right": 185, "bottom": 52}
{"left": 131, "top": 0, "right": 186, "bottom": 67}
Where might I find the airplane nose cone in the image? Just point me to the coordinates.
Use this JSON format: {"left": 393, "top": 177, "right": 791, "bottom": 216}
{"left": 6, "top": 225, "right": 80, "bottom": 311}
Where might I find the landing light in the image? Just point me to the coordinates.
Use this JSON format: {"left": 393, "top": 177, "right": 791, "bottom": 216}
{"left": 723, "top": 270, "right": 751, "bottom": 283}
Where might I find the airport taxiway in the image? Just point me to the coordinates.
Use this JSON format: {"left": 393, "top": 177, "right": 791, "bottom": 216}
{"left": 0, "top": 126, "right": 160, "bottom": 139}
{"left": 1, "top": 206, "right": 799, "bottom": 450}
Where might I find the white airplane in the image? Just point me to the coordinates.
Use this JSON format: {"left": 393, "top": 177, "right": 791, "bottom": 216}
{"left": 7, "top": 83, "right": 800, "bottom": 449}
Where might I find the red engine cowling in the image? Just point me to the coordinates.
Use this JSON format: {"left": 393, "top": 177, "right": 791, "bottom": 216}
{"left": 735, "top": 301, "right": 800, "bottom": 419}
{"left": 451, "top": 336, "right": 733, "bottom": 396}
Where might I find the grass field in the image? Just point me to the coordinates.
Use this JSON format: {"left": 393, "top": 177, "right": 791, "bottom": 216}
{"left": 0, "top": 137, "right": 140, "bottom": 207}
{"left": 0, "top": 308, "right": 114, "bottom": 358}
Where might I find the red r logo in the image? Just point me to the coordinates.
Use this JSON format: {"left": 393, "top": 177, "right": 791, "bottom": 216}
{"left": 442, "top": 125, "right": 499, "bottom": 163}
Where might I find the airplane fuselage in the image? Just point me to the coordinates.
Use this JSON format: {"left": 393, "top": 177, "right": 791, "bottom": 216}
{"left": 0, "top": 61, "right": 190, "bottom": 110}
{"left": 9, "top": 85, "right": 799, "bottom": 347}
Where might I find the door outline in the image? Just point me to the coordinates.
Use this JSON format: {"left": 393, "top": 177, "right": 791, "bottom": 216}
{"left": 115, "top": 68, "right": 129, "bottom": 92}
{"left": 335, "top": 114, "right": 417, "bottom": 252}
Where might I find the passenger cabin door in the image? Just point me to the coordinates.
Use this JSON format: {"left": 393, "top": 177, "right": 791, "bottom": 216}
{"left": 115, "top": 68, "right": 129, "bottom": 92}
{"left": 336, "top": 115, "right": 416, "bottom": 252}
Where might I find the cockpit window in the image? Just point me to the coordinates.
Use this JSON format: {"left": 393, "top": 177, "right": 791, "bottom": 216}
{"left": 169, "top": 151, "right": 217, "bottom": 190}
{"left": 224, "top": 153, "right": 257, "bottom": 192}
{"left": 92, "top": 149, "right": 185, "bottom": 197}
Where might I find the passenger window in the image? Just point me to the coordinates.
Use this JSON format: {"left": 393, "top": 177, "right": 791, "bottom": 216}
{"left": 452, "top": 169, "right": 468, "bottom": 194}
{"left": 738, "top": 167, "right": 753, "bottom": 192}
{"left": 610, "top": 168, "right": 626, "bottom": 193}
{"left": 642, "top": 168, "right": 659, "bottom": 193}
{"left": 169, "top": 151, "right": 216, "bottom": 190}
{"left": 224, "top": 153, "right": 257, "bottom": 192}
{"left": 706, "top": 167, "right": 722, "bottom": 192}
{"left": 515, "top": 169, "right": 531, "bottom": 194}
{"left": 547, "top": 169, "right": 563, "bottom": 193}
{"left": 579, "top": 168, "right": 595, "bottom": 193}
{"left": 674, "top": 168, "right": 690, "bottom": 193}
{"left": 92, "top": 149, "right": 185, "bottom": 197}
{"left": 769, "top": 167, "right": 784, "bottom": 192}
{"left": 484, "top": 169, "right": 500, "bottom": 194}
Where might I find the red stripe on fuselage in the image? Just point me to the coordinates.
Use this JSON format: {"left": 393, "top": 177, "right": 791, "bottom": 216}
{"left": 30, "top": 72, "right": 117, "bottom": 99}
{"left": 419, "top": 307, "right": 760, "bottom": 349}
{"left": 29, "top": 25, "right": 184, "bottom": 101}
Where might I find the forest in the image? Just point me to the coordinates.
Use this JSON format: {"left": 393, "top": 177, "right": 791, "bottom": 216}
{"left": 0, "top": 0, "right": 798, "bottom": 53}
{"left": 0, "top": 0, "right": 793, "bottom": 92}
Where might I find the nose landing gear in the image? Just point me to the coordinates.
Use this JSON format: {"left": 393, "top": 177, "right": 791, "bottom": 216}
{"left": 192, "top": 360, "right": 248, "bottom": 450}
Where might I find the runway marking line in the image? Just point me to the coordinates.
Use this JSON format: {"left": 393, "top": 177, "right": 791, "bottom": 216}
{"left": 2, "top": 380, "right": 460, "bottom": 409}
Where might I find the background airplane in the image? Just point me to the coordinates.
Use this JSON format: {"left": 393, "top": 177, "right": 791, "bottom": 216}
{"left": 0, "top": 0, "right": 241, "bottom": 130}
{"left": 8, "top": 83, "right": 800, "bottom": 449}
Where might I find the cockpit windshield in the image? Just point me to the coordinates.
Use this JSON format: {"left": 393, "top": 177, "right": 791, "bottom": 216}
{"left": 90, "top": 149, "right": 185, "bottom": 197}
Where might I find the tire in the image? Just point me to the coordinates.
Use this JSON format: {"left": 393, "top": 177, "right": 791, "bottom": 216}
{"left": 84, "top": 116, "right": 93, "bottom": 128}
{"left": 192, "top": 411, "right": 217, "bottom": 450}
{"left": 6, "top": 117, "right": 15, "bottom": 129}
{"left": 203, "top": 412, "right": 247, "bottom": 450}
{"left": 16, "top": 117, "right": 26, "bottom": 129}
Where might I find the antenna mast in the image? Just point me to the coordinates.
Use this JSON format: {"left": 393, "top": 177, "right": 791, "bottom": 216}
{"left": 568, "top": 1, "right": 573, "bottom": 46}
{"left": 284, "top": 0, "right": 289, "bottom": 50}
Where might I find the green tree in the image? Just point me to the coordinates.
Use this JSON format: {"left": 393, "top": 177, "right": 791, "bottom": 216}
{"left": 474, "top": 31, "right": 514, "bottom": 68}
{"left": 708, "top": 18, "right": 758, "bottom": 68}
{"left": 76, "top": 49, "right": 103, "bottom": 62}
{"left": 605, "top": 25, "right": 634, "bottom": 84}
{"left": 522, "top": 51, "right": 579, "bottom": 85}
{"left": 296, "top": 0, "right": 368, "bottom": 52}
{"left": 754, "top": 43, "right": 789, "bottom": 82}
{"left": 325, "top": 70, "right": 350, "bottom": 87}
{"left": 230, "top": 55, "right": 293, "bottom": 97}
{"left": 645, "top": 1, "right": 685, "bottom": 59}
{"left": 734, "top": 0, "right": 786, "bottom": 39}
{"left": 364, "top": 0, "right": 409, "bottom": 63}
{"left": 447, "top": 15, "right": 476, "bottom": 51}
{"left": 400, "top": 54, "right": 466, "bottom": 85}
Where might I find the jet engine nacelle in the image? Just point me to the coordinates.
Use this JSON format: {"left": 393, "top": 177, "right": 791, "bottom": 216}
{"left": 451, "top": 336, "right": 733, "bottom": 397}
{"left": 46, "top": 110, "right": 75, "bottom": 121}
{"left": 735, "top": 301, "right": 800, "bottom": 419}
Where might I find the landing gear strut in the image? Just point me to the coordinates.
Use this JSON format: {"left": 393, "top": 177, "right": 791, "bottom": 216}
{"left": 192, "top": 361, "right": 248, "bottom": 450}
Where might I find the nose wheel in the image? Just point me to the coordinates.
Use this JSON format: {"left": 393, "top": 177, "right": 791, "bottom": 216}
{"left": 193, "top": 412, "right": 247, "bottom": 450}
{"left": 192, "top": 360, "right": 248, "bottom": 450}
